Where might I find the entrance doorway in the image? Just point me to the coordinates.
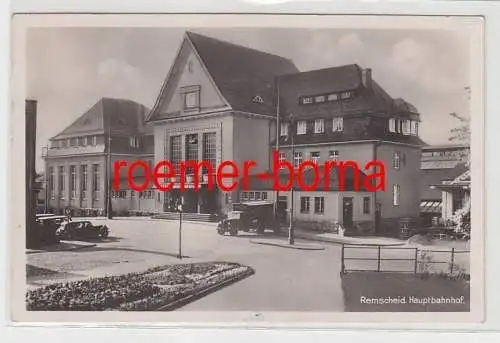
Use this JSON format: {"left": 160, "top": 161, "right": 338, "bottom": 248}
{"left": 342, "top": 197, "right": 354, "bottom": 229}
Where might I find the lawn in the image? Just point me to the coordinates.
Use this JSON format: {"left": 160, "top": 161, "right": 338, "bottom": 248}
{"left": 26, "top": 262, "right": 254, "bottom": 311}
{"left": 341, "top": 272, "right": 470, "bottom": 312}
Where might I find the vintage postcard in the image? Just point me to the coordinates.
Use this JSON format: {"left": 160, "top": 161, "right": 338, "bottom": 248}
{"left": 10, "top": 14, "right": 484, "bottom": 326}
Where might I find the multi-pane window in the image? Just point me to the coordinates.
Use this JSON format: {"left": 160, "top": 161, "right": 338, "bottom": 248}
{"left": 58, "top": 166, "right": 65, "bottom": 199}
{"left": 402, "top": 120, "right": 411, "bottom": 136}
{"left": 92, "top": 135, "right": 97, "bottom": 146}
{"left": 389, "top": 118, "right": 396, "bottom": 132}
{"left": 240, "top": 192, "right": 248, "bottom": 201}
{"left": 70, "top": 165, "right": 76, "bottom": 199}
{"left": 315, "top": 95, "right": 325, "bottom": 103}
{"left": 310, "top": 151, "right": 320, "bottom": 164}
{"left": 49, "top": 167, "right": 55, "bottom": 199}
{"left": 262, "top": 192, "right": 268, "bottom": 200}
{"left": 393, "top": 184, "right": 401, "bottom": 206}
{"left": 297, "top": 120, "right": 307, "bottom": 135}
{"left": 302, "top": 97, "right": 313, "bottom": 105}
{"left": 170, "top": 135, "right": 182, "bottom": 169}
{"left": 294, "top": 151, "right": 303, "bottom": 168}
{"left": 300, "top": 197, "right": 310, "bottom": 213}
{"left": 363, "top": 197, "right": 371, "bottom": 214}
{"left": 329, "top": 150, "right": 340, "bottom": 161}
{"left": 327, "top": 93, "right": 339, "bottom": 101}
{"left": 81, "top": 165, "right": 88, "bottom": 198}
{"left": 129, "top": 136, "right": 140, "bottom": 148}
{"left": 279, "top": 152, "right": 287, "bottom": 166}
{"left": 314, "top": 197, "right": 325, "bottom": 214}
{"left": 255, "top": 192, "right": 261, "bottom": 201}
{"left": 314, "top": 119, "right": 324, "bottom": 133}
{"left": 249, "top": 192, "right": 255, "bottom": 201}
{"left": 280, "top": 122, "right": 289, "bottom": 136}
{"left": 410, "top": 121, "right": 419, "bottom": 136}
{"left": 203, "top": 132, "right": 217, "bottom": 170}
{"left": 93, "top": 164, "right": 100, "bottom": 200}
{"left": 184, "top": 91, "right": 199, "bottom": 110}
{"left": 185, "top": 134, "right": 199, "bottom": 174}
{"left": 393, "top": 151, "right": 401, "bottom": 169}
{"left": 332, "top": 117, "right": 344, "bottom": 132}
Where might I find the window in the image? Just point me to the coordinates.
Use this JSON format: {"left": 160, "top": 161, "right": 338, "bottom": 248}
{"left": 310, "top": 151, "right": 320, "bottom": 164}
{"left": 279, "top": 152, "right": 287, "bottom": 167}
{"left": 92, "top": 135, "right": 97, "bottom": 146}
{"left": 58, "top": 166, "right": 65, "bottom": 199}
{"left": 341, "top": 91, "right": 352, "bottom": 100}
{"left": 241, "top": 192, "right": 248, "bottom": 201}
{"left": 262, "top": 192, "right": 268, "bottom": 200}
{"left": 300, "top": 197, "right": 310, "bottom": 213}
{"left": 402, "top": 120, "right": 411, "bottom": 136}
{"left": 411, "top": 121, "right": 419, "bottom": 136}
{"left": 82, "top": 136, "right": 88, "bottom": 146}
{"left": 314, "top": 197, "right": 325, "bottom": 214}
{"left": 70, "top": 165, "right": 76, "bottom": 199}
{"left": 49, "top": 167, "right": 55, "bottom": 199}
{"left": 81, "top": 165, "right": 88, "bottom": 197}
{"left": 255, "top": 192, "right": 261, "bottom": 200}
{"left": 185, "top": 133, "right": 199, "bottom": 163}
{"left": 363, "top": 197, "right": 371, "bottom": 214}
{"left": 332, "top": 117, "right": 344, "bottom": 132}
{"left": 393, "top": 184, "right": 400, "bottom": 206}
{"left": 314, "top": 119, "right": 324, "bottom": 134}
{"left": 302, "top": 97, "right": 313, "bottom": 105}
{"left": 294, "top": 151, "right": 303, "bottom": 168}
{"left": 297, "top": 120, "right": 307, "bottom": 135}
{"left": 184, "top": 91, "right": 199, "bottom": 110}
{"left": 329, "top": 150, "right": 339, "bottom": 161}
{"left": 93, "top": 164, "right": 100, "bottom": 200}
{"left": 280, "top": 122, "right": 289, "bottom": 137}
{"left": 170, "top": 135, "right": 182, "bottom": 169}
{"left": 327, "top": 93, "right": 339, "bottom": 101}
{"left": 389, "top": 118, "right": 396, "bottom": 133}
{"left": 249, "top": 192, "right": 255, "bottom": 201}
{"left": 315, "top": 95, "right": 325, "bottom": 103}
{"left": 203, "top": 132, "right": 217, "bottom": 170}
{"left": 129, "top": 136, "right": 140, "bottom": 148}
{"left": 393, "top": 151, "right": 401, "bottom": 169}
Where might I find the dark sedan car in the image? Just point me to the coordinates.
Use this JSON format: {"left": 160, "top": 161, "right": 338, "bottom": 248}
{"left": 56, "top": 220, "right": 109, "bottom": 240}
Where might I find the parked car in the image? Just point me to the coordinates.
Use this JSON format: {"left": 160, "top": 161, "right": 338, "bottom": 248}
{"left": 56, "top": 220, "right": 110, "bottom": 240}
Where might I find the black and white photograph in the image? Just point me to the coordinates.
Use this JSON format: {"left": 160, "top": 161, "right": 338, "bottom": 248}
{"left": 10, "top": 14, "right": 484, "bottom": 323}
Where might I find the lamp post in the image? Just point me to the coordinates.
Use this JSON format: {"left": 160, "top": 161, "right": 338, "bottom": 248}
{"left": 177, "top": 196, "right": 184, "bottom": 259}
{"left": 288, "top": 113, "right": 295, "bottom": 245}
{"left": 106, "top": 129, "right": 113, "bottom": 219}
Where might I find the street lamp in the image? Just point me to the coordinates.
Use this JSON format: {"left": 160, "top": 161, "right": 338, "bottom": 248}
{"left": 287, "top": 113, "right": 295, "bottom": 245}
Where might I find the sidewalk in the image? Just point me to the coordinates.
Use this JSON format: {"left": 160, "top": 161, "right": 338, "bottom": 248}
{"left": 278, "top": 228, "right": 405, "bottom": 246}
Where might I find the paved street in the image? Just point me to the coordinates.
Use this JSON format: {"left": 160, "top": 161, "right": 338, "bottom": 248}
{"left": 27, "top": 218, "right": 345, "bottom": 312}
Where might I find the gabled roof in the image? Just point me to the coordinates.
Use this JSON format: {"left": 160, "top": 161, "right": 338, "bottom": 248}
{"left": 420, "top": 162, "right": 468, "bottom": 200}
{"left": 186, "top": 32, "right": 299, "bottom": 116}
{"left": 52, "top": 98, "right": 151, "bottom": 140}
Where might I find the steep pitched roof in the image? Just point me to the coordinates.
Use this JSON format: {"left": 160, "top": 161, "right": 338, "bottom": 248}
{"left": 186, "top": 32, "right": 299, "bottom": 116}
{"left": 52, "top": 98, "right": 151, "bottom": 140}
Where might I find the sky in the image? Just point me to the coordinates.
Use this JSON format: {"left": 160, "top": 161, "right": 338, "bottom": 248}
{"left": 27, "top": 27, "right": 471, "bottom": 171}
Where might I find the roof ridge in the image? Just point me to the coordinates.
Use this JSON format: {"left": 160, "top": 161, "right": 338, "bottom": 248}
{"left": 185, "top": 31, "right": 296, "bottom": 66}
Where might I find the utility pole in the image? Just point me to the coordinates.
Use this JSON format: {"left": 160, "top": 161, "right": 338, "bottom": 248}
{"left": 106, "top": 118, "right": 113, "bottom": 219}
{"left": 288, "top": 113, "right": 295, "bottom": 245}
{"left": 177, "top": 196, "right": 183, "bottom": 259}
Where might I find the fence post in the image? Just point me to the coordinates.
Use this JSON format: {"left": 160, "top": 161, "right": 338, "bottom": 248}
{"left": 341, "top": 244, "right": 345, "bottom": 274}
{"left": 414, "top": 248, "right": 418, "bottom": 274}
{"left": 377, "top": 245, "right": 381, "bottom": 272}
{"left": 450, "top": 248, "right": 455, "bottom": 274}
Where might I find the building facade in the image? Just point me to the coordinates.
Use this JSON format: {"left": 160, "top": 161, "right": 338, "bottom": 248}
{"left": 147, "top": 31, "right": 425, "bottom": 235}
{"left": 43, "top": 98, "right": 155, "bottom": 215}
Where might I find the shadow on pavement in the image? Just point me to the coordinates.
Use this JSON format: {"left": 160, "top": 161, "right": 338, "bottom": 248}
{"left": 70, "top": 246, "right": 191, "bottom": 259}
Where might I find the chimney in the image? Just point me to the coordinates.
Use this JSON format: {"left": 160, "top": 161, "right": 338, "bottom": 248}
{"left": 361, "top": 68, "right": 372, "bottom": 88}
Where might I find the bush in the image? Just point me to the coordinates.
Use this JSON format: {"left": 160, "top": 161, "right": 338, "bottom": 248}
{"left": 26, "top": 262, "right": 253, "bottom": 311}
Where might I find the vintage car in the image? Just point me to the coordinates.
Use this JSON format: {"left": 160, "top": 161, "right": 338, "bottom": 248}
{"left": 56, "top": 220, "right": 110, "bottom": 240}
{"left": 217, "top": 201, "right": 279, "bottom": 236}
{"left": 27, "top": 215, "right": 67, "bottom": 247}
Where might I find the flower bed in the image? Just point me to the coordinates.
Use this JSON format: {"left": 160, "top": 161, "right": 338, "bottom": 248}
{"left": 26, "top": 262, "right": 254, "bottom": 311}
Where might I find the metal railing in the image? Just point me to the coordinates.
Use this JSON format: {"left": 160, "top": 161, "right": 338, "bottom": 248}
{"left": 340, "top": 244, "right": 470, "bottom": 274}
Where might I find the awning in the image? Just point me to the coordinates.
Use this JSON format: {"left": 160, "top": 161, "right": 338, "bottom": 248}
{"left": 420, "top": 200, "right": 442, "bottom": 214}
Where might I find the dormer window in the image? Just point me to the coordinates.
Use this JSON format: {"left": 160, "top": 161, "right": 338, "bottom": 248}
{"left": 297, "top": 120, "right": 307, "bottom": 135}
{"left": 315, "top": 95, "right": 325, "bottom": 103}
{"left": 341, "top": 91, "right": 352, "bottom": 100}
{"left": 130, "top": 136, "right": 140, "bottom": 148}
{"left": 252, "top": 95, "right": 264, "bottom": 103}
{"left": 410, "top": 121, "right": 419, "bottom": 136}
{"left": 314, "top": 119, "right": 324, "bottom": 134}
{"left": 327, "top": 93, "right": 338, "bottom": 101}
{"left": 302, "top": 97, "right": 313, "bottom": 105}
{"left": 280, "top": 122, "right": 289, "bottom": 137}
{"left": 332, "top": 117, "right": 344, "bottom": 132}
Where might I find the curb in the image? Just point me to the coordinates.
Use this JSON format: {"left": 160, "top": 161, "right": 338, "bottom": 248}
{"left": 155, "top": 268, "right": 255, "bottom": 311}
{"left": 249, "top": 239, "right": 325, "bottom": 251}
{"left": 26, "top": 243, "right": 97, "bottom": 254}
{"left": 280, "top": 231, "right": 405, "bottom": 246}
